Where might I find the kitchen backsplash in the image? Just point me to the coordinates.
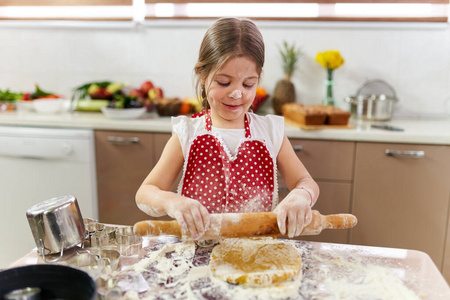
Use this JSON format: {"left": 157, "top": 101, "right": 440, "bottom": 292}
{"left": 0, "top": 20, "right": 449, "bottom": 118}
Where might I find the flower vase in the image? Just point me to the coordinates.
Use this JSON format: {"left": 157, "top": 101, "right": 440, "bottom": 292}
{"left": 322, "top": 69, "right": 335, "bottom": 106}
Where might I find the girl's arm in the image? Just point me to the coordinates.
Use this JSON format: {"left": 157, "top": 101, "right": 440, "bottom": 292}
{"left": 135, "top": 133, "right": 210, "bottom": 238}
{"left": 274, "top": 135, "right": 320, "bottom": 238}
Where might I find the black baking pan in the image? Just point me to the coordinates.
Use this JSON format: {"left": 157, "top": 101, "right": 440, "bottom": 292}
{"left": 0, "top": 264, "right": 96, "bottom": 300}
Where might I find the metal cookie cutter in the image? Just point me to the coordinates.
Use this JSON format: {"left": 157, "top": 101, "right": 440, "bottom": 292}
{"left": 95, "top": 249, "right": 121, "bottom": 272}
{"left": 67, "top": 252, "right": 106, "bottom": 280}
{"left": 83, "top": 218, "right": 105, "bottom": 248}
{"left": 90, "top": 225, "right": 117, "bottom": 248}
{"left": 115, "top": 226, "right": 142, "bottom": 256}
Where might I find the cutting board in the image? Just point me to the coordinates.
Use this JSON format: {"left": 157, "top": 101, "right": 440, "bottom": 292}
{"left": 285, "top": 117, "right": 354, "bottom": 130}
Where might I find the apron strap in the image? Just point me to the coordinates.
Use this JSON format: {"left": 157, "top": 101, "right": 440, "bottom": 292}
{"left": 205, "top": 110, "right": 251, "bottom": 138}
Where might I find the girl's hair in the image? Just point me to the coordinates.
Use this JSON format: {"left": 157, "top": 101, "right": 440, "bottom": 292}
{"left": 194, "top": 17, "right": 265, "bottom": 110}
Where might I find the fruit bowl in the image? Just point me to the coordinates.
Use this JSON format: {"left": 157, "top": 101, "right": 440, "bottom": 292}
{"left": 101, "top": 107, "right": 146, "bottom": 120}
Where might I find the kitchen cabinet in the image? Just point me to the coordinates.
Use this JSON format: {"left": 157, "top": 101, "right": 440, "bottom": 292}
{"left": 350, "top": 142, "right": 450, "bottom": 273}
{"left": 280, "top": 139, "right": 355, "bottom": 244}
{"left": 95, "top": 131, "right": 175, "bottom": 225}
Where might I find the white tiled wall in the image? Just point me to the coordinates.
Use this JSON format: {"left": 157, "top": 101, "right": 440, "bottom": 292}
{"left": 1, "top": 20, "right": 449, "bottom": 118}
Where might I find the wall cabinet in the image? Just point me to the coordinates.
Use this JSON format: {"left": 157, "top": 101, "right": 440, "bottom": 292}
{"left": 350, "top": 142, "right": 450, "bottom": 274}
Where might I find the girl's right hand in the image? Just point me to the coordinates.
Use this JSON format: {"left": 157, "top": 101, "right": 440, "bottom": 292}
{"left": 165, "top": 197, "right": 210, "bottom": 239}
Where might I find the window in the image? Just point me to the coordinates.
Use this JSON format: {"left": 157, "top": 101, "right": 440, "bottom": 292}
{"left": 0, "top": 1, "right": 448, "bottom": 22}
{"left": 0, "top": 0, "right": 134, "bottom": 21}
{"left": 145, "top": 1, "right": 449, "bottom": 22}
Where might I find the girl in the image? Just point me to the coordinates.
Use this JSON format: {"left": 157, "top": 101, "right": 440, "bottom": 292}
{"left": 136, "top": 17, "right": 319, "bottom": 239}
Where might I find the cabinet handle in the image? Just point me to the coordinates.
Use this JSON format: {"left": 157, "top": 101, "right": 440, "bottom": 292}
{"left": 293, "top": 145, "right": 303, "bottom": 152}
{"left": 107, "top": 136, "right": 140, "bottom": 145}
{"left": 385, "top": 149, "right": 425, "bottom": 159}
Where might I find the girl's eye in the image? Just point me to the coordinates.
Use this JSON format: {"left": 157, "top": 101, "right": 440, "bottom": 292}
{"left": 243, "top": 83, "right": 255, "bottom": 88}
{"left": 217, "top": 81, "right": 230, "bottom": 87}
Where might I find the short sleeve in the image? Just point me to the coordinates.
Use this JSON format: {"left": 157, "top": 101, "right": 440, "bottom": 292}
{"left": 171, "top": 116, "right": 189, "bottom": 158}
{"left": 171, "top": 115, "right": 206, "bottom": 158}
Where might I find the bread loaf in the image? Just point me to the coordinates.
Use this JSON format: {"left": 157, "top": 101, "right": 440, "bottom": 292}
{"left": 311, "top": 105, "right": 351, "bottom": 125}
{"left": 282, "top": 103, "right": 327, "bottom": 125}
{"left": 282, "top": 103, "right": 351, "bottom": 126}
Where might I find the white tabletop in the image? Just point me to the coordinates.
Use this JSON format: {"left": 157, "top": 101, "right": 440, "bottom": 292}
{"left": 8, "top": 238, "right": 450, "bottom": 299}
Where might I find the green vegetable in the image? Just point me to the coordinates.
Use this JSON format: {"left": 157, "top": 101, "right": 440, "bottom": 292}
{"left": 0, "top": 89, "right": 23, "bottom": 102}
{"left": 30, "top": 84, "right": 55, "bottom": 99}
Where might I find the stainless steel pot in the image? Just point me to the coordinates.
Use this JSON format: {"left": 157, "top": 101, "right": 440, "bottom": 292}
{"left": 26, "top": 195, "right": 86, "bottom": 262}
{"left": 345, "top": 80, "right": 399, "bottom": 121}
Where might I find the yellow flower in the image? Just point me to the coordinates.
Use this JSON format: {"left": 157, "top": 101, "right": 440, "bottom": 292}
{"left": 316, "top": 50, "right": 344, "bottom": 70}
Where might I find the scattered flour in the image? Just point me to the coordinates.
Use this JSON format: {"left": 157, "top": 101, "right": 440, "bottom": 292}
{"left": 137, "top": 203, "right": 164, "bottom": 217}
{"left": 301, "top": 249, "right": 422, "bottom": 300}
{"left": 99, "top": 238, "right": 422, "bottom": 300}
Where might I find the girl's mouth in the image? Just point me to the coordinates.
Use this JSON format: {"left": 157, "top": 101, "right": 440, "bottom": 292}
{"left": 223, "top": 103, "right": 241, "bottom": 110}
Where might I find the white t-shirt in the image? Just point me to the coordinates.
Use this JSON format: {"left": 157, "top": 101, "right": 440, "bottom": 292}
{"left": 171, "top": 112, "right": 285, "bottom": 159}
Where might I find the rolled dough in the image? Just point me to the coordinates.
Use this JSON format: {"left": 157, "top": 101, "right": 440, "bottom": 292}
{"left": 209, "top": 238, "right": 302, "bottom": 287}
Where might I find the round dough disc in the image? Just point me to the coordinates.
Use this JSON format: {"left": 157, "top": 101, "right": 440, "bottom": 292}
{"left": 209, "top": 238, "right": 302, "bottom": 287}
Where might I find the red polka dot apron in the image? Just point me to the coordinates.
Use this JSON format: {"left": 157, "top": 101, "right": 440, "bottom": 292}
{"left": 179, "top": 110, "right": 275, "bottom": 213}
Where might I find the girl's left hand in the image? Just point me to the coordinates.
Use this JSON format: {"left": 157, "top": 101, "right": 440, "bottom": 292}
{"left": 274, "top": 188, "right": 312, "bottom": 238}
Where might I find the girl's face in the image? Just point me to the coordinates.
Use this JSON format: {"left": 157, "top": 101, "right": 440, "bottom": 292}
{"left": 205, "top": 56, "right": 259, "bottom": 129}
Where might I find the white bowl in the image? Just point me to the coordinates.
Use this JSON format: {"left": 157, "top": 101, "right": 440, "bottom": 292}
{"left": 15, "top": 101, "right": 35, "bottom": 112}
{"left": 101, "top": 107, "right": 146, "bottom": 120}
{"left": 33, "top": 99, "right": 68, "bottom": 114}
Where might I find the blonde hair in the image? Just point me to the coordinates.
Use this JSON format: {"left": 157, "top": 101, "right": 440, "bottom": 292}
{"left": 194, "top": 17, "right": 265, "bottom": 110}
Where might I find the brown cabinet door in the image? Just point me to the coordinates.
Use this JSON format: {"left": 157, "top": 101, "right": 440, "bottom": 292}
{"left": 289, "top": 139, "right": 355, "bottom": 181}
{"left": 301, "top": 181, "right": 352, "bottom": 244}
{"left": 280, "top": 139, "right": 355, "bottom": 244}
{"left": 95, "top": 130, "right": 155, "bottom": 225}
{"left": 350, "top": 143, "right": 450, "bottom": 270}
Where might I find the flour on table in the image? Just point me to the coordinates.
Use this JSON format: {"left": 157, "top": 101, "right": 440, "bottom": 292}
{"left": 99, "top": 237, "right": 422, "bottom": 300}
{"left": 301, "top": 248, "right": 422, "bottom": 300}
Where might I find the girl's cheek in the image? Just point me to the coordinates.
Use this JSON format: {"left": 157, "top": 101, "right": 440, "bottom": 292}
{"left": 246, "top": 91, "right": 256, "bottom": 101}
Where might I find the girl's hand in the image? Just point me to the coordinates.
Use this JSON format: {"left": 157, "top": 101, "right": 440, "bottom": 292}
{"left": 165, "top": 197, "right": 210, "bottom": 239}
{"left": 274, "top": 188, "right": 312, "bottom": 238}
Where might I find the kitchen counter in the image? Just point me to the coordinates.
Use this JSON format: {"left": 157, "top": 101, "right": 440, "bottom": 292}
{"left": 0, "top": 111, "right": 449, "bottom": 145}
{"left": 8, "top": 236, "right": 450, "bottom": 299}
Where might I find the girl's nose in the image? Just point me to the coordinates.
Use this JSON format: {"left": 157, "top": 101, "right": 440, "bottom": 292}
{"left": 229, "top": 90, "right": 243, "bottom": 100}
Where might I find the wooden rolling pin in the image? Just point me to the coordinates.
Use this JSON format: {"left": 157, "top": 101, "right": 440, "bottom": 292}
{"left": 133, "top": 210, "right": 357, "bottom": 240}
